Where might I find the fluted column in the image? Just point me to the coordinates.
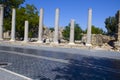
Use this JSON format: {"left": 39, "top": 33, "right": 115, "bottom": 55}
{"left": 23, "top": 21, "right": 29, "bottom": 42}
{"left": 69, "top": 19, "right": 75, "bottom": 45}
{"left": 10, "top": 8, "right": 16, "bottom": 41}
{"left": 37, "top": 8, "right": 44, "bottom": 43}
{"left": 86, "top": 8, "right": 92, "bottom": 46}
{"left": 0, "top": 4, "right": 4, "bottom": 40}
{"left": 53, "top": 8, "right": 60, "bottom": 44}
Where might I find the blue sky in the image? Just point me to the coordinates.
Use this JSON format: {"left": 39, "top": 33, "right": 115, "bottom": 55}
{"left": 23, "top": 0, "right": 120, "bottom": 31}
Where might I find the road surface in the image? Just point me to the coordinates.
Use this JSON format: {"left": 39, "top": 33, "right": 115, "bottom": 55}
{"left": 0, "top": 45, "right": 120, "bottom": 80}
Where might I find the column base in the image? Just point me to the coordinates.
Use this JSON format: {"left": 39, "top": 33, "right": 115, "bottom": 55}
{"left": 10, "top": 39, "right": 15, "bottom": 42}
{"left": 51, "top": 42, "right": 59, "bottom": 45}
{"left": 86, "top": 43, "right": 92, "bottom": 46}
{"left": 0, "top": 38, "right": 3, "bottom": 41}
{"left": 68, "top": 42, "right": 75, "bottom": 45}
{"left": 36, "top": 40, "right": 43, "bottom": 43}
{"left": 23, "top": 40, "right": 28, "bottom": 43}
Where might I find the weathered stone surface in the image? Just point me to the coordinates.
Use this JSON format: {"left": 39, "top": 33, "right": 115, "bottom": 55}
{"left": 82, "top": 34, "right": 115, "bottom": 46}
{"left": 114, "top": 10, "right": 120, "bottom": 50}
{"left": 37, "top": 8, "right": 44, "bottom": 43}
{"left": 10, "top": 8, "right": 16, "bottom": 41}
{"left": 53, "top": 8, "right": 60, "bottom": 44}
{"left": 69, "top": 19, "right": 75, "bottom": 45}
{"left": 0, "top": 4, "right": 4, "bottom": 40}
{"left": 23, "top": 21, "right": 29, "bottom": 42}
{"left": 86, "top": 8, "right": 92, "bottom": 46}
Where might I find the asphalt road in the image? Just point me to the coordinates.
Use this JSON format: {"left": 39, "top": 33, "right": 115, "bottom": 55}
{"left": 0, "top": 45, "right": 120, "bottom": 80}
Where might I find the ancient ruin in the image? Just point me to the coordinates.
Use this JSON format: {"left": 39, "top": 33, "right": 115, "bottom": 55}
{"left": 53, "top": 8, "right": 60, "bottom": 44}
{"left": 23, "top": 21, "right": 29, "bottom": 42}
{"left": 69, "top": 19, "right": 75, "bottom": 45}
{"left": 10, "top": 8, "right": 16, "bottom": 41}
{"left": 114, "top": 10, "right": 120, "bottom": 50}
{"left": 37, "top": 8, "right": 44, "bottom": 43}
{"left": 1, "top": 3, "right": 120, "bottom": 51}
{"left": 0, "top": 4, "right": 4, "bottom": 40}
{"left": 86, "top": 8, "right": 92, "bottom": 46}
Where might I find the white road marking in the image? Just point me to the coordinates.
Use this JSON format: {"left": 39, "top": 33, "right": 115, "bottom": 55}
{"left": 0, "top": 67, "right": 32, "bottom": 80}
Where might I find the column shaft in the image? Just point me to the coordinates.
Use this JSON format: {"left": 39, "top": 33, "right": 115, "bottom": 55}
{"left": 86, "top": 8, "right": 92, "bottom": 46}
{"left": 69, "top": 19, "right": 75, "bottom": 44}
{"left": 24, "top": 21, "right": 29, "bottom": 42}
{"left": 10, "top": 8, "right": 16, "bottom": 41}
{"left": 54, "top": 8, "right": 59, "bottom": 44}
{"left": 118, "top": 11, "right": 120, "bottom": 41}
{"left": 38, "top": 8, "right": 44, "bottom": 43}
{"left": 0, "top": 5, "right": 4, "bottom": 40}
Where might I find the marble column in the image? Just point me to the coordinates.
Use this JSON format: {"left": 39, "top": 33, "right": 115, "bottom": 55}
{"left": 0, "top": 4, "right": 4, "bottom": 40}
{"left": 37, "top": 8, "right": 44, "bottom": 43}
{"left": 23, "top": 21, "right": 29, "bottom": 42}
{"left": 10, "top": 8, "right": 16, "bottom": 41}
{"left": 53, "top": 8, "right": 59, "bottom": 44}
{"left": 69, "top": 19, "right": 75, "bottom": 45}
{"left": 114, "top": 10, "right": 120, "bottom": 50}
{"left": 86, "top": 8, "right": 92, "bottom": 46}
{"left": 117, "top": 11, "right": 120, "bottom": 41}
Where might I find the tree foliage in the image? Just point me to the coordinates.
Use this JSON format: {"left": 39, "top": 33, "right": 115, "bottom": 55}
{"left": 16, "top": 4, "right": 39, "bottom": 38}
{"left": 0, "top": 0, "right": 25, "bottom": 32}
{"left": 0, "top": 0, "right": 25, "bottom": 18}
{"left": 84, "top": 25, "right": 105, "bottom": 34}
{"left": 91, "top": 25, "right": 104, "bottom": 34}
{"left": 104, "top": 16, "right": 117, "bottom": 35}
{"left": 62, "top": 23, "right": 83, "bottom": 40}
{"left": 0, "top": 0, "right": 39, "bottom": 39}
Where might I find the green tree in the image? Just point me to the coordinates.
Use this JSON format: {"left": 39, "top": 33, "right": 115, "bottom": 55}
{"left": 104, "top": 16, "right": 117, "bottom": 35}
{"left": 62, "top": 23, "right": 83, "bottom": 40}
{"left": 49, "top": 27, "right": 54, "bottom": 32}
{"left": 92, "top": 25, "right": 104, "bottom": 34}
{"left": 0, "top": 0, "right": 25, "bottom": 32}
{"left": 0, "top": 0, "right": 25, "bottom": 18}
{"left": 16, "top": 4, "right": 39, "bottom": 38}
{"left": 84, "top": 25, "right": 105, "bottom": 34}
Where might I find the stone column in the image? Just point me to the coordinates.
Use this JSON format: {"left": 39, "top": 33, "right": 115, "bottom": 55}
{"left": 117, "top": 11, "right": 120, "bottom": 41}
{"left": 53, "top": 8, "right": 59, "bottom": 44}
{"left": 86, "top": 8, "right": 92, "bottom": 46}
{"left": 0, "top": 4, "right": 4, "bottom": 40}
{"left": 10, "top": 8, "right": 16, "bottom": 41}
{"left": 37, "top": 8, "right": 44, "bottom": 43}
{"left": 69, "top": 19, "right": 75, "bottom": 45}
{"left": 114, "top": 10, "right": 120, "bottom": 50}
{"left": 23, "top": 21, "right": 29, "bottom": 42}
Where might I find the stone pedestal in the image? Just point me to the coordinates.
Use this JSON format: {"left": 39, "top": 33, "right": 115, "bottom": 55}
{"left": 53, "top": 8, "right": 60, "bottom": 44}
{"left": 37, "top": 8, "right": 44, "bottom": 43}
{"left": 23, "top": 21, "right": 29, "bottom": 42}
{"left": 86, "top": 8, "right": 92, "bottom": 46}
{"left": 10, "top": 8, "right": 16, "bottom": 41}
{"left": 0, "top": 4, "right": 4, "bottom": 40}
{"left": 69, "top": 19, "right": 75, "bottom": 45}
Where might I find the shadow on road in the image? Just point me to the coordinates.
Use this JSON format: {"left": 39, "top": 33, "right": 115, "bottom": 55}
{"left": 52, "top": 57, "right": 120, "bottom": 80}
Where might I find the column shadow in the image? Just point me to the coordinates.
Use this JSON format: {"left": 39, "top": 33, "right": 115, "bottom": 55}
{"left": 52, "top": 57, "right": 120, "bottom": 80}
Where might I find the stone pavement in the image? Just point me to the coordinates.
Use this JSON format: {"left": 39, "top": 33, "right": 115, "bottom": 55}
{"left": 0, "top": 43, "right": 120, "bottom": 80}
{"left": 0, "top": 67, "right": 32, "bottom": 80}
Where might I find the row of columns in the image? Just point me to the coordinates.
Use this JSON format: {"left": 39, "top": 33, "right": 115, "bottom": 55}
{"left": 0, "top": 5, "right": 92, "bottom": 46}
